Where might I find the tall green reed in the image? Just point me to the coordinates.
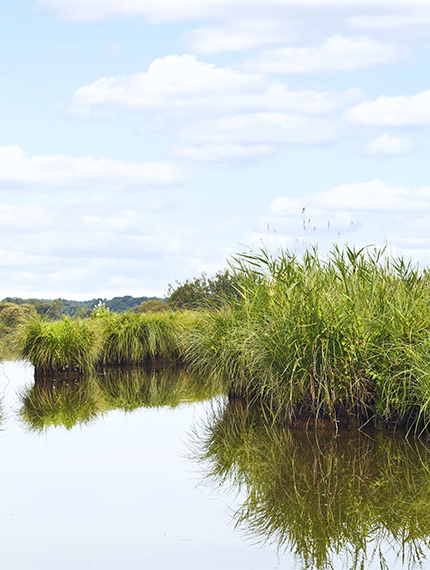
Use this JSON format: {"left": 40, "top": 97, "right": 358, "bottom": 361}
{"left": 186, "top": 245, "right": 430, "bottom": 431}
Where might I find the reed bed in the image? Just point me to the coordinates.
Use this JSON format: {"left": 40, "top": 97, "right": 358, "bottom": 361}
{"left": 11, "top": 310, "right": 200, "bottom": 373}
{"left": 12, "top": 244, "right": 430, "bottom": 431}
{"left": 186, "top": 245, "right": 430, "bottom": 431}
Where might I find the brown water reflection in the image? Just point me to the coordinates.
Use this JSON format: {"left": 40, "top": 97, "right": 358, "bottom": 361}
{"left": 193, "top": 398, "right": 430, "bottom": 570}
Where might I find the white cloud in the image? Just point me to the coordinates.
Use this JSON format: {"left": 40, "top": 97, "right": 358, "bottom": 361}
{"left": 269, "top": 180, "right": 430, "bottom": 214}
{"left": 68, "top": 55, "right": 267, "bottom": 117}
{"left": 0, "top": 198, "right": 207, "bottom": 298}
{"left": 346, "top": 90, "right": 430, "bottom": 127}
{"left": 182, "top": 113, "right": 344, "bottom": 145}
{"left": 68, "top": 54, "right": 360, "bottom": 119}
{"left": 365, "top": 134, "right": 415, "bottom": 155}
{"left": 0, "top": 146, "right": 185, "bottom": 190}
{"left": 36, "top": 0, "right": 221, "bottom": 23}
{"left": 245, "top": 35, "right": 400, "bottom": 74}
{"left": 349, "top": 11, "right": 430, "bottom": 31}
{"left": 172, "top": 143, "right": 275, "bottom": 163}
{"left": 37, "top": 0, "right": 430, "bottom": 26}
{"left": 184, "top": 20, "right": 293, "bottom": 54}
{"left": 260, "top": 180, "right": 430, "bottom": 259}
{"left": 66, "top": 55, "right": 361, "bottom": 163}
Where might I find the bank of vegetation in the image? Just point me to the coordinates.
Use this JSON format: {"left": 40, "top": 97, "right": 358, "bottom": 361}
{"left": 6, "top": 245, "right": 430, "bottom": 431}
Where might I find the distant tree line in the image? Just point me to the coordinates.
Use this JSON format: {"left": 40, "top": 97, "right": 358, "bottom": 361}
{"left": 167, "top": 269, "right": 241, "bottom": 309}
{"left": 1, "top": 295, "right": 160, "bottom": 319}
{"left": 0, "top": 270, "right": 241, "bottom": 329}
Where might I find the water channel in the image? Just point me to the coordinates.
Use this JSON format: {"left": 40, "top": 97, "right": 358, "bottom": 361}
{"left": 1, "top": 360, "right": 429, "bottom": 569}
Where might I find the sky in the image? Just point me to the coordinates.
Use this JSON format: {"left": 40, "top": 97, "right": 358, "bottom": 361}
{"left": 2, "top": 1, "right": 430, "bottom": 300}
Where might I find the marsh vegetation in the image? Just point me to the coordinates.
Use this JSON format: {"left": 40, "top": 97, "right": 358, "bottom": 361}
{"left": 186, "top": 245, "right": 430, "bottom": 432}
{"left": 7, "top": 244, "right": 430, "bottom": 432}
{"left": 4, "top": 243, "right": 430, "bottom": 570}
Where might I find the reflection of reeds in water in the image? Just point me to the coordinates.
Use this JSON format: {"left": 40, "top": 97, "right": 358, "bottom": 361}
{"left": 0, "top": 397, "right": 4, "bottom": 429}
{"left": 98, "top": 365, "right": 228, "bottom": 411}
{"left": 193, "top": 399, "right": 430, "bottom": 570}
{"left": 19, "top": 376, "right": 104, "bottom": 431}
{"left": 18, "top": 365, "right": 227, "bottom": 431}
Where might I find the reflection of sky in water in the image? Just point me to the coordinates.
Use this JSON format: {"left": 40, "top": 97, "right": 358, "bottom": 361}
{"left": 0, "top": 360, "right": 427, "bottom": 570}
{"left": 0, "top": 361, "right": 286, "bottom": 570}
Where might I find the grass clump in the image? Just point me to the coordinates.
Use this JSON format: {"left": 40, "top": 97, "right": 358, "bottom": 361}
{"left": 13, "top": 315, "right": 103, "bottom": 375}
{"left": 97, "top": 310, "right": 198, "bottom": 366}
{"left": 186, "top": 245, "right": 430, "bottom": 431}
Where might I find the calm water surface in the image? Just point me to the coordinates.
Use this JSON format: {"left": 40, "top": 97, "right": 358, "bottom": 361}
{"left": 0, "top": 361, "right": 429, "bottom": 570}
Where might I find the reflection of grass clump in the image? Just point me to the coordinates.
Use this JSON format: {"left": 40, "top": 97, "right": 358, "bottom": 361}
{"left": 19, "top": 376, "right": 104, "bottom": 431}
{"left": 98, "top": 364, "right": 227, "bottom": 412}
{"left": 18, "top": 364, "right": 226, "bottom": 431}
{"left": 195, "top": 399, "right": 430, "bottom": 570}
{"left": 186, "top": 245, "right": 430, "bottom": 431}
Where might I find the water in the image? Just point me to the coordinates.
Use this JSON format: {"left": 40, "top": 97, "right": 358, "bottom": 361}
{"left": 0, "top": 361, "right": 429, "bottom": 570}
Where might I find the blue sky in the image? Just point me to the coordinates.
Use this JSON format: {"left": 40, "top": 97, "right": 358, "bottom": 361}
{"left": 2, "top": 0, "right": 430, "bottom": 300}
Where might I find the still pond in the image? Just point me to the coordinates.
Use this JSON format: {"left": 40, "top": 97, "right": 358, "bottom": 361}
{"left": 1, "top": 360, "right": 430, "bottom": 570}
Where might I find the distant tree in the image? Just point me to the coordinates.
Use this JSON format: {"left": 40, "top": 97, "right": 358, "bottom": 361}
{"left": 167, "top": 270, "right": 241, "bottom": 310}
{"left": 135, "top": 299, "right": 169, "bottom": 313}
{"left": 75, "top": 306, "right": 92, "bottom": 318}
{"left": 47, "top": 299, "right": 63, "bottom": 320}
{"left": 0, "top": 303, "right": 37, "bottom": 332}
{"left": 2, "top": 295, "right": 156, "bottom": 317}
{"left": 26, "top": 299, "right": 53, "bottom": 317}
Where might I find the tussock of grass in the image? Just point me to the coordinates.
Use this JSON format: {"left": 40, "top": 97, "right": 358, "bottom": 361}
{"left": 186, "top": 245, "right": 430, "bottom": 431}
{"left": 13, "top": 316, "right": 103, "bottom": 375}
{"left": 97, "top": 310, "right": 198, "bottom": 365}
{"left": 11, "top": 311, "right": 199, "bottom": 373}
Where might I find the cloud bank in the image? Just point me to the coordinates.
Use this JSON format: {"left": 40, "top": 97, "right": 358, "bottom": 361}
{"left": 0, "top": 146, "right": 185, "bottom": 190}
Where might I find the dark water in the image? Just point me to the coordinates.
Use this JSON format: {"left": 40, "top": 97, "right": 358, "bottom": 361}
{"left": 1, "top": 361, "right": 429, "bottom": 569}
